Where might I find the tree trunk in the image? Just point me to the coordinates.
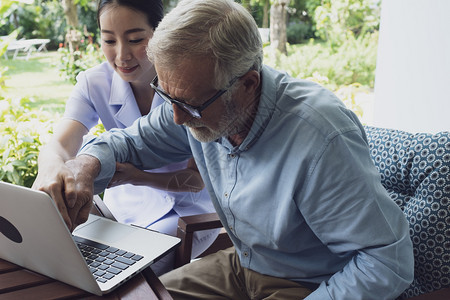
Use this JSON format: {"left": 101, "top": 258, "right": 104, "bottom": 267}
{"left": 270, "top": 1, "right": 288, "bottom": 55}
{"left": 262, "top": 0, "right": 269, "bottom": 28}
{"left": 61, "top": 0, "right": 78, "bottom": 28}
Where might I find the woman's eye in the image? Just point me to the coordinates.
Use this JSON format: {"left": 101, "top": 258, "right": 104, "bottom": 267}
{"left": 130, "top": 38, "right": 144, "bottom": 44}
{"left": 104, "top": 40, "right": 115, "bottom": 45}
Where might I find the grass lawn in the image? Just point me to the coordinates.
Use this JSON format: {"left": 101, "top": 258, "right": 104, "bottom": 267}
{"left": 1, "top": 51, "right": 74, "bottom": 114}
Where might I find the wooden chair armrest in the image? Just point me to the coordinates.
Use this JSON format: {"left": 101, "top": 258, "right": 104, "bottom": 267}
{"left": 406, "top": 287, "right": 450, "bottom": 300}
{"left": 175, "top": 212, "right": 232, "bottom": 268}
{"left": 178, "top": 212, "right": 224, "bottom": 232}
{"left": 142, "top": 267, "right": 173, "bottom": 300}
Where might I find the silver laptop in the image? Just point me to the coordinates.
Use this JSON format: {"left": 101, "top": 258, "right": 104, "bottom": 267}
{"left": 0, "top": 181, "right": 180, "bottom": 296}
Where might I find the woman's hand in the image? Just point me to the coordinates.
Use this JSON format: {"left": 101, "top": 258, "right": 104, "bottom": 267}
{"left": 108, "top": 162, "right": 141, "bottom": 187}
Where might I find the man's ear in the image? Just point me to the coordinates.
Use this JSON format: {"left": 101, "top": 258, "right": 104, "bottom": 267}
{"left": 241, "top": 70, "right": 261, "bottom": 95}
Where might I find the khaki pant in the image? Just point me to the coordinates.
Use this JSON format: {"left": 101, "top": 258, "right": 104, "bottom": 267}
{"left": 160, "top": 247, "right": 313, "bottom": 300}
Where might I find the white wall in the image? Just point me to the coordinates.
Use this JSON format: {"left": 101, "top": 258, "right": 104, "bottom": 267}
{"left": 373, "top": 0, "right": 450, "bottom": 133}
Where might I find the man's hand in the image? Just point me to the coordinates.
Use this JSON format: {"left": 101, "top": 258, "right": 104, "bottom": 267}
{"left": 34, "top": 155, "right": 99, "bottom": 231}
{"left": 62, "top": 155, "right": 100, "bottom": 231}
{"left": 33, "top": 159, "right": 80, "bottom": 231}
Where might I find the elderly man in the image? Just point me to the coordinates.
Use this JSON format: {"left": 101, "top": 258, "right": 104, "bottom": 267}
{"left": 58, "top": 0, "right": 413, "bottom": 299}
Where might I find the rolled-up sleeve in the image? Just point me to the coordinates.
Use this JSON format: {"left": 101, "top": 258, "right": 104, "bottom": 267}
{"left": 78, "top": 104, "right": 192, "bottom": 194}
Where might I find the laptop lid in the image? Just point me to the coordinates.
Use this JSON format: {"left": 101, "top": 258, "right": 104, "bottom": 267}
{"left": 0, "top": 181, "right": 180, "bottom": 295}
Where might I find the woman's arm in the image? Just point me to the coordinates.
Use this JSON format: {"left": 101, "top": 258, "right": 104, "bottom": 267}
{"left": 32, "top": 119, "right": 89, "bottom": 229}
{"left": 108, "top": 157, "right": 205, "bottom": 193}
{"left": 32, "top": 119, "right": 88, "bottom": 198}
{"left": 38, "top": 119, "right": 88, "bottom": 163}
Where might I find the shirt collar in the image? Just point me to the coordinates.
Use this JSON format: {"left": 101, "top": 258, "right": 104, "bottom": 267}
{"left": 109, "top": 71, "right": 134, "bottom": 106}
{"left": 109, "top": 71, "right": 141, "bottom": 127}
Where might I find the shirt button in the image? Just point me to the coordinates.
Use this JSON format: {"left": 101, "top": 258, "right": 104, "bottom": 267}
{"left": 243, "top": 251, "right": 249, "bottom": 257}
{"left": 229, "top": 225, "right": 233, "bottom": 231}
{"left": 229, "top": 154, "right": 235, "bottom": 158}
{"left": 224, "top": 192, "right": 228, "bottom": 198}
{"left": 165, "top": 195, "right": 175, "bottom": 204}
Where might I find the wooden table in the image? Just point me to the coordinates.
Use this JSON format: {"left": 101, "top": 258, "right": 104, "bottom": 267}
{"left": 0, "top": 257, "right": 172, "bottom": 299}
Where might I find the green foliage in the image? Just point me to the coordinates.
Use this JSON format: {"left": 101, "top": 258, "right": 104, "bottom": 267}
{"left": 0, "top": 0, "right": 98, "bottom": 50}
{"left": 0, "top": 0, "right": 67, "bottom": 49}
{"left": 0, "top": 65, "right": 8, "bottom": 90}
{"left": 286, "top": 21, "right": 314, "bottom": 44}
{"left": 0, "top": 95, "right": 105, "bottom": 188}
{"left": 0, "top": 1, "right": 11, "bottom": 93}
{"left": 0, "top": 97, "right": 57, "bottom": 188}
{"left": 0, "top": 34, "right": 15, "bottom": 89}
{"left": 287, "top": 0, "right": 317, "bottom": 26}
{"left": 77, "top": 0, "right": 100, "bottom": 41}
{"left": 264, "top": 31, "right": 378, "bottom": 89}
{"left": 0, "top": 0, "right": 17, "bottom": 27}
{"left": 90, "top": 122, "right": 106, "bottom": 137}
{"left": 314, "top": 0, "right": 380, "bottom": 48}
{"left": 58, "top": 41, "right": 104, "bottom": 85}
{"left": 264, "top": 31, "right": 378, "bottom": 118}
{"left": 334, "top": 83, "right": 367, "bottom": 119}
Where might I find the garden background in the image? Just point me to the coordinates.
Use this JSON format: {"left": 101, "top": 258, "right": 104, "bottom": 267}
{"left": 0, "top": 0, "right": 380, "bottom": 187}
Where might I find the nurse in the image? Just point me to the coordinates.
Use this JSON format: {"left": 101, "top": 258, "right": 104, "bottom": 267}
{"left": 33, "top": 0, "right": 218, "bottom": 275}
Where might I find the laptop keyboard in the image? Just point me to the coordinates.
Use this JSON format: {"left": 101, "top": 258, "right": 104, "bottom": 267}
{"left": 73, "top": 236, "right": 144, "bottom": 283}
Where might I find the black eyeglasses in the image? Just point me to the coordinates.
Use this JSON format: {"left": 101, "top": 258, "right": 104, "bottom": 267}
{"left": 150, "top": 75, "right": 238, "bottom": 119}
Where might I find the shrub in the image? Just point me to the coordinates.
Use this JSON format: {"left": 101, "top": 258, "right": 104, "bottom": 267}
{"left": 263, "top": 32, "right": 378, "bottom": 120}
{"left": 264, "top": 31, "right": 378, "bottom": 89}
{"left": 0, "top": 0, "right": 98, "bottom": 50}
{"left": 0, "top": 0, "right": 66, "bottom": 50}
{"left": 0, "top": 96, "right": 105, "bottom": 188}
{"left": 313, "top": 0, "right": 380, "bottom": 48}
{"left": 58, "top": 41, "right": 104, "bottom": 84}
{"left": 287, "top": 21, "right": 314, "bottom": 44}
{"left": 0, "top": 97, "right": 56, "bottom": 187}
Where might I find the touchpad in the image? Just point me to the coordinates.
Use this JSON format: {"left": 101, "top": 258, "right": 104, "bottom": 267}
{"left": 74, "top": 217, "right": 136, "bottom": 244}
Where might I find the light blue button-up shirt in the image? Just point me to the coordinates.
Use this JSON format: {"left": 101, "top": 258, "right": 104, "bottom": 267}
{"left": 80, "top": 65, "right": 414, "bottom": 299}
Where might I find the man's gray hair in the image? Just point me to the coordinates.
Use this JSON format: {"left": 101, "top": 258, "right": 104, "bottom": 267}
{"left": 147, "top": 0, "right": 263, "bottom": 89}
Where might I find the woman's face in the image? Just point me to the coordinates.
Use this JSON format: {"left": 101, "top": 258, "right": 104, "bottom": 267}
{"left": 99, "top": 5, "right": 154, "bottom": 84}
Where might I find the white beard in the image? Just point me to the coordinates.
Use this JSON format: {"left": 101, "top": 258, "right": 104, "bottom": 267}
{"left": 185, "top": 92, "right": 249, "bottom": 143}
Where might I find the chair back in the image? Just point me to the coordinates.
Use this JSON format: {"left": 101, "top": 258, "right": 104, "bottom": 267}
{"left": 364, "top": 126, "right": 450, "bottom": 299}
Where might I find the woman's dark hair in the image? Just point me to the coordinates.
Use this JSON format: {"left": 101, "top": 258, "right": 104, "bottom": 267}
{"left": 97, "top": 0, "right": 164, "bottom": 30}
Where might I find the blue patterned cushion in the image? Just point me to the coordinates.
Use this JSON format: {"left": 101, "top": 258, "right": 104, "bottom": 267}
{"left": 364, "top": 126, "right": 450, "bottom": 299}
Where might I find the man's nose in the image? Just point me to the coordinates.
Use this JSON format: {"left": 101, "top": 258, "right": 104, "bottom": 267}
{"left": 172, "top": 104, "right": 193, "bottom": 125}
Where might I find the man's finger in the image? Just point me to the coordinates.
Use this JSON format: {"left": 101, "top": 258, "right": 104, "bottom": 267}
{"left": 63, "top": 175, "right": 77, "bottom": 209}
{"left": 67, "top": 201, "right": 81, "bottom": 232}
{"left": 52, "top": 191, "right": 73, "bottom": 230}
{"left": 73, "top": 200, "right": 93, "bottom": 229}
